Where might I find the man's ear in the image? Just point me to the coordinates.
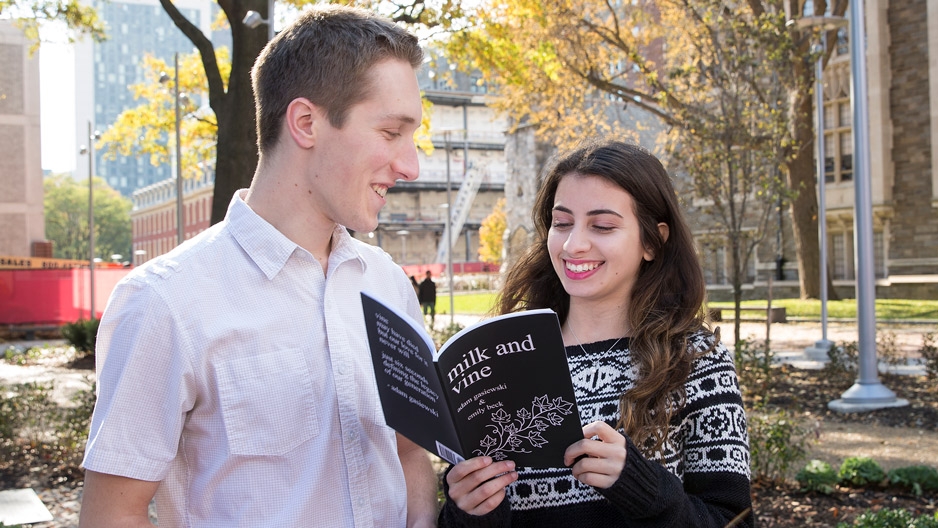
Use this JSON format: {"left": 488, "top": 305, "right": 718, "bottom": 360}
{"left": 285, "top": 97, "right": 319, "bottom": 149}
{"left": 643, "top": 222, "right": 670, "bottom": 262}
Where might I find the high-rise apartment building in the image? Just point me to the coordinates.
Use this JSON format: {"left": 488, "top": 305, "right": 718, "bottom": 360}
{"left": 73, "top": 0, "right": 223, "bottom": 197}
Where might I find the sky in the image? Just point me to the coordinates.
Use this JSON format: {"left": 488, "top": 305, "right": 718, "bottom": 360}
{"left": 39, "top": 37, "right": 77, "bottom": 173}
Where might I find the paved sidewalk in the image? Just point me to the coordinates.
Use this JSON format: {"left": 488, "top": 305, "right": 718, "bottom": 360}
{"left": 432, "top": 314, "right": 932, "bottom": 376}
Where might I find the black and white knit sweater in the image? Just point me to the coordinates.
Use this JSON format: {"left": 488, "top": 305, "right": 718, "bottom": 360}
{"left": 439, "top": 330, "right": 753, "bottom": 527}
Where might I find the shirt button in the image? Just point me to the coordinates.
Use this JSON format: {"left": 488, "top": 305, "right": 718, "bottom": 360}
{"left": 338, "top": 364, "right": 348, "bottom": 375}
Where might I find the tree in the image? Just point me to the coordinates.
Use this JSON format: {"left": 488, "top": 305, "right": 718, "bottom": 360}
{"left": 43, "top": 173, "right": 132, "bottom": 261}
{"left": 1, "top": 0, "right": 105, "bottom": 50}
{"left": 478, "top": 198, "right": 506, "bottom": 265}
{"left": 444, "top": 0, "right": 845, "bottom": 300}
{"left": 98, "top": 51, "right": 228, "bottom": 179}
{"left": 129, "top": 0, "right": 458, "bottom": 226}
{"left": 98, "top": 3, "right": 443, "bottom": 225}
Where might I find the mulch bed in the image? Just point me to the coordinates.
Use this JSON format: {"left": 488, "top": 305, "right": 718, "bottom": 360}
{"left": 747, "top": 365, "right": 938, "bottom": 525}
{"left": 759, "top": 365, "right": 938, "bottom": 430}
{"left": 753, "top": 482, "right": 936, "bottom": 526}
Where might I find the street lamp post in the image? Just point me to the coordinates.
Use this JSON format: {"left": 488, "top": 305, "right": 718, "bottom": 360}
{"left": 396, "top": 230, "right": 410, "bottom": 264}
{"left": 78, "top": 122, "right": 100, "bottom": 319}
{"left": 796, "top": 16, "right": 847, "bottom": 361}
{"left": 829, "top": 1, "right": 907, "bottom": 412}
{"left": 242, "top": 0, "right": 276, "bottom": 41}
{"left": 160, "top": 54, "right": 186, "bottom": 245}
{"left": 444, "top": 132, "right": 455, "bottom": 327}
{"left": 174, "top": 53, "right": 184, "bottom": 245}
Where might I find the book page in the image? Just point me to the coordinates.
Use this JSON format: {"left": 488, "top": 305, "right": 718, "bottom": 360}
{"left": 360, "top": 292, "right": 464, "bottom": 464}
{"left": 434, "top": 310, "right": 584, "bottom": 468}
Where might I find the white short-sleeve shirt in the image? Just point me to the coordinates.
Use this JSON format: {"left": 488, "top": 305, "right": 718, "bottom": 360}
{"left": 83, "top": 191, "right": 424, "bottom": 527}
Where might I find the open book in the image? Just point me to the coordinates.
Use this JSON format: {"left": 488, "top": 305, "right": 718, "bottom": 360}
{"left": 361, "top": 292, "right": 583, "bottom": 468}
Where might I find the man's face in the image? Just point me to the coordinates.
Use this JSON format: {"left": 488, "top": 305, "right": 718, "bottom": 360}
{"left": 307, "top": 59, "right": 423, "bottom": 233}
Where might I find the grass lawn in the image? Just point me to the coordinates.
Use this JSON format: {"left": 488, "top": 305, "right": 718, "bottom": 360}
{"left": 441, "top": 292, "right": 938, "bottom": 321}
{"left": 434, "top": 291, "right": 498, "bottom": 315}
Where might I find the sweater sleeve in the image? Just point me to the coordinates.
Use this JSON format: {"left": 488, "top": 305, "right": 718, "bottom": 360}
{"left": 596, "top": 436, "right": 752, "bottom": 527}
{"left": 438, "top": 465, "right": 513, "bottom": 528}
{"left": 597, "top": 338, "right": 753, "bottom": 527}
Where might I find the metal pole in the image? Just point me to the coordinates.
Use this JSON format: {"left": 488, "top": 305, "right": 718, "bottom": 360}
{"left": 267, "top": 0, "right": 275, "bottom": 41}
{"left": 829, "top": 0, "right": 905, "bottom": 411}
{"left": 445, "top": 132, "right": 455, "bottom": 326}
{"left": 174, "top": 53, "right": 184, "bottom": 245}
{"left": 88, "top": 121, "right": 96, "bottom": 320}
{"left": 811, "top": 34, "right": 834, "bottom": 355}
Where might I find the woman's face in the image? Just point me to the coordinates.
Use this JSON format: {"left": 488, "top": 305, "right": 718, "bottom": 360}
{"left": 547, "top": 173, "right": 652, "bottom": 308}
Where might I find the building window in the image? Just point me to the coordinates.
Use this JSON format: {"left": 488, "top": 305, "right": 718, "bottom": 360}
{"left": 873, "top": 230, "right": 885, "bottom": 279}
{"left": 830, "top": 232, "right": 856, "bottom": 280}
{"left": 823, "top": 87, "right": 853, "bottom": 183}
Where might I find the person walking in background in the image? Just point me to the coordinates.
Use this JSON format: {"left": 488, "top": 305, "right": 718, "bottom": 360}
{"left": 438, "top": 140, "right": 752, "bottom": 527}
{"left": 79, "top": 6, "right": 437, "bottom": 527}
{"left": 411, "top": 275, "right": 420, "bottom": 295}
{"left": 418, "top": 270, "right": 437, "bottom": 326}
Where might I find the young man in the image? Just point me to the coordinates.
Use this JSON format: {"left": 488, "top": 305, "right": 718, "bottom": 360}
{"left": 79, "top": 6, "right": 437, "bottom": 527}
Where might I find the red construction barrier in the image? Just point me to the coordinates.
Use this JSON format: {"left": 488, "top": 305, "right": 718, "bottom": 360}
{"left": 0, "top": 268, "right": 131, "bottom": 325}
{"left": 401, "top": 262, "right": 500, "bottom": 278}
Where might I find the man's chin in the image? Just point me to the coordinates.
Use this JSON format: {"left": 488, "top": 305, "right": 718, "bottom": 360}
{"left": 346, "top": 218, "right": 379, "bottom": 235}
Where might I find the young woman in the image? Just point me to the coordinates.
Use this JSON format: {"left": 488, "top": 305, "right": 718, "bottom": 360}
{"left": 438, "top": 140, "right": 752, "bottom": 527}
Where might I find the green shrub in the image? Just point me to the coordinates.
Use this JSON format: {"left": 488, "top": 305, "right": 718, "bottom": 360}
{"left": 0, "top": 378, "right": 96, "bottom": 481}
{"left": 836, "top": 508, "right": 938, "bottom": 528}
{"left": 1, "top": 381, "right": 60, "bottom": 446}
{"left": 838, "top": 456, "right": 886, "bottom": 487}
{"left": 887, "top": 465, "right": 938, "bottom": 496}
{"left": 3, "top": 345, "right": 42, "bottom": 365}
{"left": 823, "top": 341, "right": 859, "bottom": 389}
{"left": 796, "top": 459, "right": 839, "bottom": 494}
{"left": 734, "top": 338, "right": 776, "bottom": 403}
{"left": 61, "top": 318, "right": 100, "bottom": 355}
{"left": 877, "top": 330, "right": 905, "bottom": 372}
{"left": 747, "top": 407, "right": 807, "bottom": 482}
{"left": 920, "top": 332, "right": 938, "bottom": 381}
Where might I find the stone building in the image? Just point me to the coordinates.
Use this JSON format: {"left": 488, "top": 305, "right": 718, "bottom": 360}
{"left": 0, "top": 21, "right": 46, "bottom": 258}
{"left": 757, "top": 0, "right": 937, "bottom": 300}
{"left": 685, "top": 0, "right": 937, "bottom": 301}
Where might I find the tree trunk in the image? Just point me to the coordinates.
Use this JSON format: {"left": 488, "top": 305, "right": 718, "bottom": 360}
{"left": 786, "top": 76, "right": 822, "bottom": 300}
{"left": 208, "top": 0, "right": 265, "bottom": 224}
{"left": 161, "top": 0, "right": 266, "bottom": 225}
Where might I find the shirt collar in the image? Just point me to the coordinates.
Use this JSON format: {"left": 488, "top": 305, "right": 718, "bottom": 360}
{"left": 226, "top": 190, "right": 366, "bottom": 280}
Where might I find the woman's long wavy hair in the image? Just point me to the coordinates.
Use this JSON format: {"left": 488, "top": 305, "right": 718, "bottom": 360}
{"left": 497, "top": 140, "right": 713, "bottom": 455}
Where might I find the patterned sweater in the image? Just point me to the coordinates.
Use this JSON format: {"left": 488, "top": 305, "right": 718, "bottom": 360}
{"left": 439, "top": 331, "right": 753, "bottom": 527}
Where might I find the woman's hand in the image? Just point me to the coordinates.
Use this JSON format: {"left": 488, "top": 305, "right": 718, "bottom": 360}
{"left": 563, "top": 421, "right": 627, "bottom": 489}
{"left": 445, "top": 456, "right": 518, "bottom": 516}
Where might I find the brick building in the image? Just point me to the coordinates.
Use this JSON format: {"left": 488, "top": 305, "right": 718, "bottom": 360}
{"left": 0, "top": 21, "right": 45, "bottom": 258}
{"left": 130, "top": 170, "right": 214, "bottom": 266}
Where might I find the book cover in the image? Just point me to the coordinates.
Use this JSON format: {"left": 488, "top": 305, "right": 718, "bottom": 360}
{"left": 361, "top": 292, "right": 583, "bottom": 468}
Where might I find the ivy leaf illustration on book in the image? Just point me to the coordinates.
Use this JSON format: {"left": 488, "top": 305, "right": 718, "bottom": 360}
{"left": 473, "top": 394, "right": 576, "bottom": 461}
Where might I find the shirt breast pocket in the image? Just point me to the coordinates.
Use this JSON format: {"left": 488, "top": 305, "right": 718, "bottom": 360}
{"left": 215, "top": 348, "right": 321, "bottom": 456}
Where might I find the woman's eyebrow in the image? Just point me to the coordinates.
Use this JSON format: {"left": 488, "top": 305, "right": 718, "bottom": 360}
{"left": 552, "top": 204, "right": 622, "bottom": 218}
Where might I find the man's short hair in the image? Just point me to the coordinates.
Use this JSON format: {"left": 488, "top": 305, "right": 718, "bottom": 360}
{"left": 251, "top": 5, "right": 424, "bottom": 153}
